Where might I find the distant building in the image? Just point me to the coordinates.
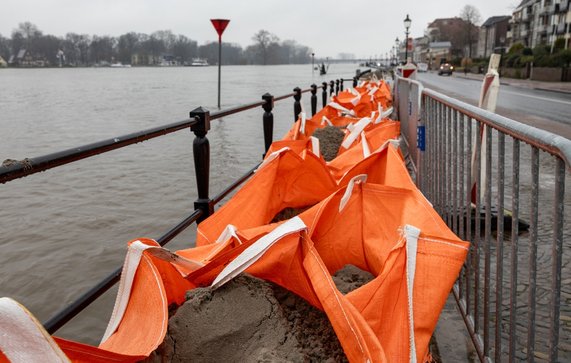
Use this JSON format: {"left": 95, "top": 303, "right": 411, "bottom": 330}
{"left": 8, "top": 49, "right": 49, "bottom": 67}
{"left": 477, "top": 16, "right": 511, "bottom": 57}
{"left": 508, "top": 0, "right": 571, "bottom": 49}
{"left": 428, "top": 41, "right": 452, "bottom": 69}
{"left": 426, "top": 17, "right": 478, "bottom": 57}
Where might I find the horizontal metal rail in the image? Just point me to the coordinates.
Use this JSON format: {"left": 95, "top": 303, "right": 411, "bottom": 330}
{"left": 0, "top": 118, "right": 198, "bottom": 184}
{"left": 422, "top": 88, "right": 571, "bottom": 167}
{"left": 0, "top": 86, "right": 326, "bottom": 185}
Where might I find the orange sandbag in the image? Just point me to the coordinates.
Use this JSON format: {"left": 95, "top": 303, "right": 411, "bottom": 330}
{"left": 70, "top": 178, "right": 467, "bottom": 362}
{"left": 196, "top": 142, "right": 413, "bottom": 246}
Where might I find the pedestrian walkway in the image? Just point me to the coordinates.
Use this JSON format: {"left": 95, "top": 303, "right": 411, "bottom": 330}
{"left": 453, "top": 72, "right": 571, "bottom": 94}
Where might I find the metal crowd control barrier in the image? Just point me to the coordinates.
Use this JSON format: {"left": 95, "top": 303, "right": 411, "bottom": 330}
{"left": 396, "top": 75, "right": 571, "bottom": 362}
{"left": 0, "top": 78, "right": 349, "bottom": 334}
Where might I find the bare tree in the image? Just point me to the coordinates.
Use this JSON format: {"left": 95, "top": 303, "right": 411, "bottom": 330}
{"left": 460, "top": 5, "right": 482, "bottom": 58}
{"left": 251, "top": 30, "right": 279, "bottom": 65}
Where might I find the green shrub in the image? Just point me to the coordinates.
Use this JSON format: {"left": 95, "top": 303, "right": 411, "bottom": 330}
{"left": 509, "top": 42, "right": 524, "bottom": 54}
{"left": 523, "top": 47, "right": 533, "bottom": 56}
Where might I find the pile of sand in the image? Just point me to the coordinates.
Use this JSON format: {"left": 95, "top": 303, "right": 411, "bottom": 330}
{"left": 147, "top": 265, "right": 375, "bottom": 362}
{"left": 311, "top": 126, "right": 345, "bottom": 161}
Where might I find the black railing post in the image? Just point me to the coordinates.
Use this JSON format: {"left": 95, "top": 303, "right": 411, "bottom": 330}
{"left": 340, "top": 79, "right": 344, "bottom": 92}
{"left": 335, "top": 79, "right": 340, "bottom": 95}
{"left": 353, "top": 77, "right": 358, "bottom": 88}
{"left": 310, "top": 84, "right": 317, "bottom": 116}
{"left": 329, "top": 80, "right": 334, "bottom": 97}
{"left": 322, "top": 82, "right": 328, "bottom": 108}
{"left": 190, "top": 106, "right": 213, "bottom": 223}
{"left": 293, "top": 87, "right": 302, "bottom": 122}
{"left": 262, "top": 93, "right": 274, "bottom": 157}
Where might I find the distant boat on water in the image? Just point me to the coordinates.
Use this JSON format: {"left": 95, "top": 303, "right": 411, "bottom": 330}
{"left": 187, "top": 58, "right": 209, "bottom": 67}
{"left": 110, "top": 63, "right": 131, "bottom": 68}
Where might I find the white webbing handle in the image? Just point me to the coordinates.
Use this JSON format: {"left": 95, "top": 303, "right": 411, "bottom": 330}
{"left": 339, "top": 174, "right": 367, "bottom": 212}
{"left": 341, "top": 117, "right": 371, "bottom": 149}
{"left": 102, "top": 240, "right": 203, "bottom": 343}
{"left": 0, "top": 298, "right": 70, "bottom": 362}
{"left": 211, "top": 217, "right": 307, "bottom": 289}
{"left": 404, "top": 225, "right": 420, "bottom": 363}
{"left": 256, "top": 147, "right": 290, "bottom": 172}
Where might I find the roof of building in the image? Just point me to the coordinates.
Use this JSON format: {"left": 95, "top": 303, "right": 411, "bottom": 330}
{"left": 429, "top": 41, "right": 452, "bottom": 49}
{"left": 482, "top": 16, "right": 511, "bottom": 27}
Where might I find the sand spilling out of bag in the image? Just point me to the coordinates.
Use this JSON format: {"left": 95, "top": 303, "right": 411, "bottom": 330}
{"left": 311, "top": 126, "right": 345, "bottom": 161}
{"left": 146, "top": 265, "right": 375, "bottom": 362}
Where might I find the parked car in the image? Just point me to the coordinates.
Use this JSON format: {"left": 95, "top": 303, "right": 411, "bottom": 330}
{"left": 438, "top": 63, "right": 454, "bottom": 76}
{"left": 417, "top": 62, "right": 428, "bottom": 72}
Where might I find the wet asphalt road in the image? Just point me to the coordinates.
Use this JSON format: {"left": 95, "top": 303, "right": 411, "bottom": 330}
{"left": 416, "top": 72, "right": 571, "bottom": 139}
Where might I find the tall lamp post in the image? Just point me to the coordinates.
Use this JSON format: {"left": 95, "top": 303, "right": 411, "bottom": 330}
{"left": 403, "top": 14, "right": 411, "bottom": 64}
{"left": 311, "top": 52, "right": 315, "bottom": 74}
{"left": 210, "top": 19, "right": 230, "bottom": 109}
{"left": 395, "top": 37, "right": 400, "bottom": 64}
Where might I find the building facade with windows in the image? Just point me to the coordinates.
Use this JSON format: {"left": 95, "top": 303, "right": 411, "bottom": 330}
{"left": 508, "top": 0, "right": 571, "bottom": 49}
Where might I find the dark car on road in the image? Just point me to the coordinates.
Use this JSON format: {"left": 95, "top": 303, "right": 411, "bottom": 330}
{"left": 438, "top": 63, "right": 454, "bottom": 76}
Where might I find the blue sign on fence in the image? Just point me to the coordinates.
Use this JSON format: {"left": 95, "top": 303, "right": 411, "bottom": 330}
{"left": 417, "top": 125, "right": 425, "bottom": 151}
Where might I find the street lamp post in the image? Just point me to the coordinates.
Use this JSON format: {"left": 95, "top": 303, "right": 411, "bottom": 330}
{"left": 395, "top": 37, "right": 400, "bottom": 64}
{"left": 210, "top": 19, "right": 230, "bottom": 109}
{"left": 311, "top": 52, "right": 315, "bottom": 74}
{"left": 403, "top": 14, "right": 411, "bottom": 64}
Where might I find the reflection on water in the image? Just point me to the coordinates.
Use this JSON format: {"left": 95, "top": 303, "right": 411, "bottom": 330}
{"left": 0, "top": 64, "right": 359, "bottom": 343}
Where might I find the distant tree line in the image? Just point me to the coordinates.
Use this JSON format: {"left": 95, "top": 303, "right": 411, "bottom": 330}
{"left": 0, "top": 22, "right": 313, "bottom": 67}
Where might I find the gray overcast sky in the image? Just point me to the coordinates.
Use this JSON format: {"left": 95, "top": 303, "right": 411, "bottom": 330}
{"left": 1, "top": 0, "right": 520, "bottom": 58}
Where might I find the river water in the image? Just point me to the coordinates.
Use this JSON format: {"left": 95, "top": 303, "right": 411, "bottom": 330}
{"left": 0, "top": 63, "right": 359, "bottom": 344}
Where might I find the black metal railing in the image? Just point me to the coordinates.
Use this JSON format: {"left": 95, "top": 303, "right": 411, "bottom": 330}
{"left": 0, "top": 78, "right": 351, "bottom": 334}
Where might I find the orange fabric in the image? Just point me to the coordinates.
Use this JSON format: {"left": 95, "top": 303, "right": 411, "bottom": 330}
{"left": 83, "top": 181, "right": 467, "bottom": 362}
{"left": 196, "top": 143, "right": 411, "bottom": 246}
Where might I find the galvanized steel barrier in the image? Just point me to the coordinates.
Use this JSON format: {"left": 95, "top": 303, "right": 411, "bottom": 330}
{"left": 396, "top": 75, "right": 571, "bottom": 362}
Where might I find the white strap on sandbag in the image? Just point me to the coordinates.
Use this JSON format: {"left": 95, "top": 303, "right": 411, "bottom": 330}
{"left": 102, "top": 240, "right": 203, "bottom": 343}
{"left": 381, "top": 106, "right": 394, "bottom": 120}
{"left": 204, "top": 224, "right": 242, "bottom": 260}
{"left": 341, "top": 117, "right": 371, "bottom": 149}
{"left": 310, "top": 136, "right": 320, "bottom": 157}
{"left": 211, "top": 217, "right": 307, "bottom": 289}
{"left": 321, "top": 116, "right": 333, "bottom": 126}
{"left": 339, "top": 174, "right": 367, "bottom": 212}
{"left": 361, "top": 132, "right": 371, "bottom": 158}
{"left": 299, "top": 112, "right": 307, "bottom": 135}
{"left": 367, "top": 86, "right": 379, "bottom": 96}
{"left": 255, "top": 147, "right": 290, "bottom": 172}
{"left": 0, "top": 297, "right": 70, "bottom": 362}
{"left": 329, "top": 102, "right": 356, "bottom": 116}
{"left": 404, "top": 225, "right": 420, "bottom": 363}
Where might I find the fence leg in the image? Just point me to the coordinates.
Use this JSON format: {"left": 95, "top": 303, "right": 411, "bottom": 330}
{"left": 262, "top": 93, "right": 274, "bottom": 158}
{"left": 190, "top": 106, "right": 213, "bottom": 223}
{"left": 353, "top": 77, "right": 358, "bottom": 88}
{"left": 293, "top": 87, "right": 302, "bottom": 122}
{"left": 322, "top": 82, "right": 328, "bottom": 108}
{"left": 335, "top": 79, "right": 340, "bottom": 95}
{"left": 329, "top": 80, "right": 334, "bottom": 97}
{"left": 310, "top": 84, "right": 317, "bottom": 116}
{"left": 340, "top": 79, "right": 344, "bottom": 91}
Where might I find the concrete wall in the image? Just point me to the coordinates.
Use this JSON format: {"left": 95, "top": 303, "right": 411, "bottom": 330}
{"left": 530, "top": 67, "right": 563, "bottom": 82}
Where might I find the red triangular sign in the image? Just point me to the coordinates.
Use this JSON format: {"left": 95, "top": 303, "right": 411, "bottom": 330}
{"left": 211, "top": 19, "right": 230, "bottom": 38}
